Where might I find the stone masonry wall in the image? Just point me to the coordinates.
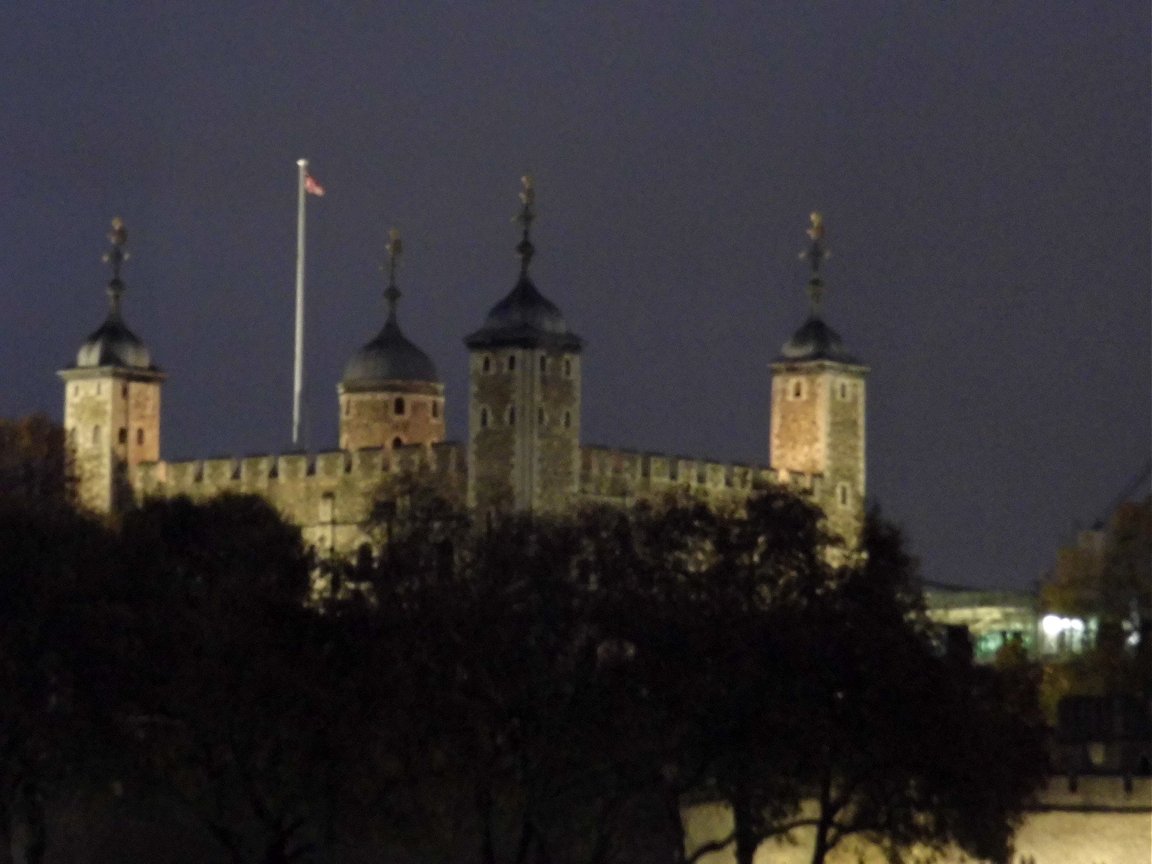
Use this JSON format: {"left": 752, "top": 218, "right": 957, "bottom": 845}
{"left": 535, "top": 351, "right": 580, "bottom": 511}
{"left": 338, "top": 381, "right": 445, "bottom": 451}
{"left": 468, "top": 349, "right": 517, "bottom": 512}
{"left": 63, "top": 371, "right": 161, "bottom": 513}
{"left": 134, "top": 442, "right": 466, "bottom": 557}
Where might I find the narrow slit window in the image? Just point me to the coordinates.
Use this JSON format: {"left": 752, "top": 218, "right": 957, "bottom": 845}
{"left": 507, "top": 404, "right": 517, "bottom": 425}
{"left": 394, "top": 397, "right": 406, "bottom": 416}
{"left": 480, "top": 407, "right": 490, "bottom": 429}
{"left": 507, "top": 355, "right": 517, "bottom": 372}
{"left": 136, "top": 428, "right": 144, "bottom": 445}
{"left": 481, "top": 356, "right": 492, "bottom": 373}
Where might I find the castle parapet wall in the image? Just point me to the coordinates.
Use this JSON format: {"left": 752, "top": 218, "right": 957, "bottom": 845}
{"left": 133, "top": 441, "right": 466, "bottom": 554}
{"left": 578, "top": 445, "right": 822, "bottom": 504}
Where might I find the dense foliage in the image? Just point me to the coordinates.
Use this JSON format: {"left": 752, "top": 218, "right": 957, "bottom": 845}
{"left": 0, "top": 471, "right": 1048, "bottom": 863}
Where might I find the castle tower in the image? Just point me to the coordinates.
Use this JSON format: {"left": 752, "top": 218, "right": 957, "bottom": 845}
{"left": 338, "top": 229, "right": 445, "bottom": 451}
{"left": 58, "top": 219, "right": 165, "bottom": 514}
{"left": 464, "top": 176, "right": 583, "bottom": 513}
{"left": 770, "top": 214, "right": 868, "bottom": 546}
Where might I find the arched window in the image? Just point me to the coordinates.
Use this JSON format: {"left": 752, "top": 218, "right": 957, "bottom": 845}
{"left": 392, "top": 436, "right": 404, "bottom": 449}
{"left": 394, "top": 397, "right": 406, "bottom": 416}
{"left": 563, "top": 358, "right": 573, "bottom": 378}
{"left": 507, "top": 355, "right": 517, "bottom": 372}
{"left": 118, "top": 428, "right": 128, "bottom": 444}
{"left": 481, "top": 355, "right": 492, "bottom": 373}
{"left": 137, "top": 428, "right": 144, "bottom": 445}
{"left": 432, "top": 401, "right": 440, "bottom": 419}
{"left": 507, "top": 404, "right": 517, "bottom": 425}
{"left": 480, "top": 407, "right": 490, "bottom": 429}
{"left": 121, "top": 384, "right": 128, "bottom": 399}
{"left": 789, "top": 378, "right": 806, "bottom": 400}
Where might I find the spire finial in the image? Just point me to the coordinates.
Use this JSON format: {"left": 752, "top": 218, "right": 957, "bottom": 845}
{"left": 516, "top": 174, "right": 535, "bottom": 277}
{"left": 102, "top": 217, "right": 128, "bottom": 315}
{"left": 800, "top": 211, "right": 829, "bottom": 314}
{"left": 384, "top": 227, "right": 402, "bottom": 318}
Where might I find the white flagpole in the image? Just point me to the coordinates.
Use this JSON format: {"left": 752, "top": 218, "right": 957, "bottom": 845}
{"left": 293, "top": 158, "right": 307, "bottom": 447}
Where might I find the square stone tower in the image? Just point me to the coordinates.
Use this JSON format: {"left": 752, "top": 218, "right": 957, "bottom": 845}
{"left": 59, "top": 220, "right": 165, "bottom": 514}
{"left": 770, "top": 214, "right": 868, "bottom": 547}
{"left": 464, "top": 177, "right": 583, "bottom": 514}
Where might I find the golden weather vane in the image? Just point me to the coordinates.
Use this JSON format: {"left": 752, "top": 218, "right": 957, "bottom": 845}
{"left": 801, "top": 211, "right": 829, "bottom": 313}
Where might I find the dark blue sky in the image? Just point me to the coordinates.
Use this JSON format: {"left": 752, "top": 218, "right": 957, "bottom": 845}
{"left": 1, "top": 3, "right": 1148, "bottom": 590}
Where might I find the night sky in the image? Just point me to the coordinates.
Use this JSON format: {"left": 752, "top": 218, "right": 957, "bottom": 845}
{"left": 1, "top": 3, "right": 1148, "bottom": 591}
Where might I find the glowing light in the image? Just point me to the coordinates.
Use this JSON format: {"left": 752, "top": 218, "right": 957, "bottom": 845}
{"left": 1041, "top": 614, "right": 1084, "bottom": 638}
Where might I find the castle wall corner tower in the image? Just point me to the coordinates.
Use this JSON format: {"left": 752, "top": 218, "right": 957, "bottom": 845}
{"left": 337, "top": 229, "right": 445, "bottom": 452}
{"left": 770, "top": 214, "right": 868, "bottom": 547}
{"left": 58, "top": 219, "right": 165, "bottom": 514}
{"left": 464, "top": 177, "right": 583, "bottom": 514}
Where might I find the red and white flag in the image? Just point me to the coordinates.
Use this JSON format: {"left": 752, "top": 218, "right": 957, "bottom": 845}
{"left": 304, "top": 173, "right": 325, "bottom": 197}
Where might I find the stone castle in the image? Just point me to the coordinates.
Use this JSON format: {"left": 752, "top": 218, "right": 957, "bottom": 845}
{"left": 59, "top": 185, "right": 868, "bottom": 555}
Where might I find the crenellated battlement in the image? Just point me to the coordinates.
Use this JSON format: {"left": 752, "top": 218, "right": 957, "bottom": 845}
{"left": 132, "top": 442, "right": 824, "bottom": 553}
{"left": 134, "top": 442, "right": 468, "bottom": 556}
{"left": 579, "top": 444, "right": 822, "bottom": 503}
{"left": 136, "top": 441, "right": 466, "bottom": 495}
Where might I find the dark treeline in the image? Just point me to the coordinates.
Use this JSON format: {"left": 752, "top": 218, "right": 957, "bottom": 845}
{"left": 0, "top": 458, "right": 1048, "bottom": 864}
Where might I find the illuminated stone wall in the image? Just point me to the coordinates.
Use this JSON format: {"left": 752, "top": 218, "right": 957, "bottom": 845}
{"left": 61, "top": 368, "right": 162, "bottom": 513}
{"left": 133, "top": 441, "right": 821, "bottom": 557}
{"left": 337, "top": 380, "right": 445, "bottom": 451}
{"left": 134, "top": 442, "right": 466, "bottom": 557}
{"left": 769, "top": 361, "right": 867, "bottom": 546}
{"left": 466, "top": 346, "right": 581, "bottom": 513}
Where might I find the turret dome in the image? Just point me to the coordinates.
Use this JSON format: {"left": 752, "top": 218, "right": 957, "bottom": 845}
{"left": 341, "top": 228, "right": 440, "bottom": 390}
{"left": 342, "top": 314, "right": 439, "bottom": 387}
{"left": 464, "top": 176, "right": 581, "bottom": 352}
{"left": 75, "top": 298, "right": 155, "bottom": 370}
{"left": 465, "top": 275, "right": 582, "bottom": 351}
{"left": 69, "top": 218, "right": 160, "bottom": 372}
{"left": 777, "top": 315, "right": 858, "bottom": 364}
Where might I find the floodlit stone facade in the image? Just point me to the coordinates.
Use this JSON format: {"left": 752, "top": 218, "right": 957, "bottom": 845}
{"left": 62, "top": 205, "right": 865, "bottom": 555}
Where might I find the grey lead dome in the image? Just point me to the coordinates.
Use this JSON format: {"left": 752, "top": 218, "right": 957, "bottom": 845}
{"left": 778, "top": 316, "right": 859, "bottom": 364}
{"left": 342, "top": 315, "right": 440, "bottom": 386}
{"left": 465, "top": 275, "right": 582, "bottom": 351}
{"left": 74, "top": 311, "right": 154, "bottom": 370}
